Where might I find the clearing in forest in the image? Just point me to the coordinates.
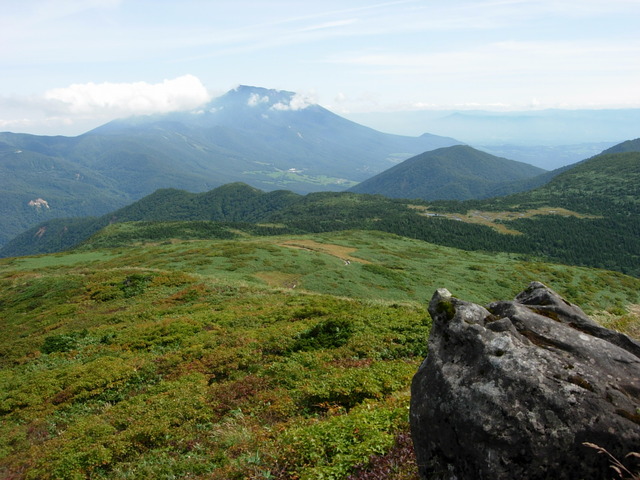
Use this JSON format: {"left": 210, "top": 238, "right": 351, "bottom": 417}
{"left": 409, "top": 205, "right": 600, "bottom": 235}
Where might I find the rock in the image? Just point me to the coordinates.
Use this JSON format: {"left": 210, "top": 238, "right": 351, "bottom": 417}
{"left": 410, "top": 282, "right": 640, "bottom": 480}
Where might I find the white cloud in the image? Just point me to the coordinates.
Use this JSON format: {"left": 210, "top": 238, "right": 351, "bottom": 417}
{"left": 271, "top": 92, "right": 317, "bottom": 111}
{"left": 247, "top": 93, "right": 270, "bottom": 107}
{"left": 0, "top": 74, "right": 213, "bottom": 135}
{"left": 43, "top": 74, "right": 211, "bottom": 116}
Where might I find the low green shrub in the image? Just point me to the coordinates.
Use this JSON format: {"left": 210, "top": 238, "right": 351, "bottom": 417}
{"left": 274, "top": 401, "right": 408, "bottom": 479}
{"left": 290, "top": 319, "right": 354, "bottom": 352}
{"left": 298, "top": 360, "right": 414, "bottom": 411}
{"left": 120, "top": 274, "right": 152, "bottom": 298}
{"left": 41, "top": 331, "right": 86, "bottom": 354}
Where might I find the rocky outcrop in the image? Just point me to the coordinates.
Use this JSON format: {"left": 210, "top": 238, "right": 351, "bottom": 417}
{"left": 410, "top": 282, "right": 640, "bottom": 480}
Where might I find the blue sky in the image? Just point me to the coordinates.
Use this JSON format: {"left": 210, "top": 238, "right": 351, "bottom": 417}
{"left": 1, "top": 0, "right": 639, "bottom": 135}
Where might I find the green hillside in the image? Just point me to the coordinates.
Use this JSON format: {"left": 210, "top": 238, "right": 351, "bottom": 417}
{"left": 348, "top": 145, "right": 545, "bottom": 200}
{"left": 417, "top": 150, "right": 640, "bottom": 275}
{"left": 0, "top": 142, "right": 128, "bottom": 247}
{"left": 471, "top": 150, "right": 640, "bottom": 214}
{"left": 601, "top": 137, "right": 640, "bottom": 154}
{"left": 1, "top": 230, "right": 638, "bottom": 479}
{"left": 0, "top": 184, "right": 302, "bottom": 258}
{"left": 4, "top": 149, "right": 640, "bottom": 276}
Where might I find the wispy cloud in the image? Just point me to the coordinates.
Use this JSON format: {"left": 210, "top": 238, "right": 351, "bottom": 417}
{"left": 247, "top": 93, "right": 270, "bottom": 107}
{"left": 296, "top": 19, "right": 358, "bottom": 32}
{"left": 31, "top": 0, "right": 122, "bottom": 21}
{"left": 161, "top": 1, "right": 428, "bottom": 63}
{"left": 326, "top": 38, "right": 640, "bottom": 77}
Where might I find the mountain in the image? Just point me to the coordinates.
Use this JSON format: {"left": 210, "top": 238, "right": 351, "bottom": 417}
{"left": 4, "top": 142, "right": 640, "bottom": 276}
{"left": 0, "top": 137, "right": 130, "bottom": 249}
{"left": 0, "top": 86, "right": 460, "bottom": 249}
{"left": 484, "top": 137, "right": 640, "bottom": 198}
{"left": 347, "top": 145, "right": 545, "bottom": 200}
{"left": 87, "top": 85, "right": 460, "bottom": 188}
{"left": 425, "top": 148, "right": 640, "bottom": 274}
{"left": 475, "top": 148, "right": 640, "bottom": 215}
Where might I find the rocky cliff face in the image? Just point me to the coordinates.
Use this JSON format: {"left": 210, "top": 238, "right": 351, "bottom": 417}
{"left": 410, "top": 282, "right": 640, "bottom": 480}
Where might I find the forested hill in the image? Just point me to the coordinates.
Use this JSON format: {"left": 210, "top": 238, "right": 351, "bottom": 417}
{"left": 0, "top": 184, "right": 303, "bottom": 258}
{"left": 110, "top": 183, "right": 301, "bottom": 223}
{"left": 347, "top": 145, "right": 545, "bottom": 200}
{"left": 600, "top": 137, "right": 640, "bottom": 154}
{"left": 453, "top": 149, "right": 640, "bottom": 215}
{"left": 2, "top": 149, "right": 639, "bottom": 276}
{"left": 424, "top": 149, "right": 640, "bottom": 275}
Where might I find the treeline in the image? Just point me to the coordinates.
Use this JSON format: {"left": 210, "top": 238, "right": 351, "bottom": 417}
{"left": 80, "top": 221, "right": 297, "bottom": 250}
{"left": 269, "top": 199, "right": 640, "bottom": 277}
{"left": 5, "top": 187, "right": 640, "bottom": 277}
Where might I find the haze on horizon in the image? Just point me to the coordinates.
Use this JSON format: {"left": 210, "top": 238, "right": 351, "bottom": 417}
{"left": 1, "top": 0, "right": 639, "bottom": 137}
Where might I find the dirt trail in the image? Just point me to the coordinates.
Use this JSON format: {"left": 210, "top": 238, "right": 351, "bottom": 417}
{"left": 278, "top": 239, "right": 371, "bottom": 264}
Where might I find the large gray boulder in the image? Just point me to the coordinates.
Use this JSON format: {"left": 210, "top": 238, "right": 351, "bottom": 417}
{"left": 410, "top": 282, "right": 640, "bottom": 480}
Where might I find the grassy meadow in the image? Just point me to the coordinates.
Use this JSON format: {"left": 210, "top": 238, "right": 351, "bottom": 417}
{"left": 1, "top": 228, "right": 639, "bottom": 479}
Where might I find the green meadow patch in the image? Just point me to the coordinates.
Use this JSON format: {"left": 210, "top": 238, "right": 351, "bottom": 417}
{"left": 1, "top": 229, "right": 639, "bottom": 479}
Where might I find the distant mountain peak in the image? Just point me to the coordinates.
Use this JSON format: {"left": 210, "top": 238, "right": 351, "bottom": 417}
{"left": 212, "top": 85, "right": 315, "bottom": 112}
{"left": 234, "top": 85, "right": 294, "bottom": 96}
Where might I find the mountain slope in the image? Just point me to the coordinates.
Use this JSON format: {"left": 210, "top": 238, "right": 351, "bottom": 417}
{"left": 422, "top": 149, "right": 640, "bottom": 274}
{"left": 348, "top": 145, "right": 545, "bottom": 200}
{"left": 0, "top": 183, "right": 302, "bottom": 258}
{"left": 1, "top": 229, "right": 638, "bottom": 479}
{"left": 600, "top": 137, "right": 640, "bottom": 154}
{"left": 485, "top": 138, "right": 640, "bottom": 198}
{"left": 4, "top": 142, "right": 639, "bottom": 276}
{"left": 0, "top": 137, "right": 130, "bottom": 247}
{"left": 87, "top": 85, "right": 460, "bottom": 188}
{"left": 474, "top": 150, "right": 640, "bottom": 215}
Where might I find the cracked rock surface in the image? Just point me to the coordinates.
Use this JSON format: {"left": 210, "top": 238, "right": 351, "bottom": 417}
{"left": 410, "top": 282, "right": 640, "bottom": 480}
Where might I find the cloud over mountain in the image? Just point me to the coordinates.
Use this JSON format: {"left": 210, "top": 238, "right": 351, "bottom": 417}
{"left": 247, "top": 93, "right": 270, "bottom": 107}
{"left": 43, "top": 74, "right": 211, "bottom": 116}
{"left": 271, "top": 92, "right": 316, "bottom": 111}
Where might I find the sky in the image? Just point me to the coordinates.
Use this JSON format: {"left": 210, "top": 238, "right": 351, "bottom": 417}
{"left": 1, "top": 0, "right": 640, "bottom": 136}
